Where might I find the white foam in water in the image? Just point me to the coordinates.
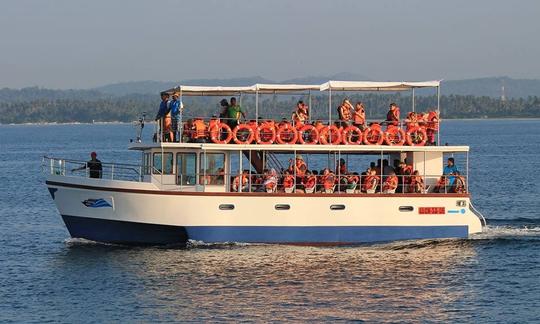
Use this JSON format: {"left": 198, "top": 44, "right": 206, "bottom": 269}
{"left": 63, "top": 237, "right": 119, "bottom": 246}
{"left": 471, "top": 225, "right": 540, "bottom": 240}
{"left": 186, "top": 239, "right": 260, "bottom": 248}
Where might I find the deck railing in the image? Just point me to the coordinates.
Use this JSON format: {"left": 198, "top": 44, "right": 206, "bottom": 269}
{"left": 42, "top": 156, "right": 144, "bottom": 182}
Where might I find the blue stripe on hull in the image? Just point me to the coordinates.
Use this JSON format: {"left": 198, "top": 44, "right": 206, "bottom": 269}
{"left": 61, "top": 215, "right": 468, "bottom": 245}
{"left": 61, "top": 215, "right": 188, "bottom": 245}
{"left": 185, "top": 225, "right": 469, "bottom": 244}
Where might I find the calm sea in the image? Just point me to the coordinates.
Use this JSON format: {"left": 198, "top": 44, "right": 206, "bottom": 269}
{"left": 1, "top": 120, "right": 539, "bottom": 322}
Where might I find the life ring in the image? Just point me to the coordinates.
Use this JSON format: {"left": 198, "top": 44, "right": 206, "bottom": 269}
{"left": 406, "top": 126, "right": 428, "bottom": 146}
{"left": 342, "top": 125, "right": 363, "bottom": 145}
{"left": 319, "top": 125, "right": 342, "bottom": 145}
{"left": 255, "top": 124, "right": 276, "bottom": 144}
{"left": 210, "top": 122, "right": 233, "bottom": 144}
{"left": 363, "top": 126, "right": 385, "bottom": 145}
{"left": 297, "top": 125, "right": 319, "bottom": 145}
{"left": 276, "top": 123, "right": 298, "bottom": 144}
{"left": 232, "top": 124, "right": 255, "bottom": 144}
{"left": 384, "top": 126, "right": 406, "bottom": 146}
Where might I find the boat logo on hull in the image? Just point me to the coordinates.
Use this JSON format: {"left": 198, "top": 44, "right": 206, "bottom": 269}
{"left": 82, "top": 198, "right": 112, "bottom": 208}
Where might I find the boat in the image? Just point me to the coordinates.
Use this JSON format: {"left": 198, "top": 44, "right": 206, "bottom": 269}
{"left": 43, "top": 80, "right": 485, "bottom": 245}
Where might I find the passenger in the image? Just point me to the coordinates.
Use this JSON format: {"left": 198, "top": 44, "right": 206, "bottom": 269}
{"left": 346, "top": 172, "right": 360, "bottom": 191}
{"left": 263, "top": 168, "right": 278, "bottom": 192}
{"left": 336, "top": 158, "right": 347, "bottom": 175}
{"left": 282, "top": 170, "right": 295, "bottom": 192}
{"left": 291, "top": 100, "right": 309, "bottom": 127}
{"left": 215, "top": 168, "right": 225, "bottom": 185}
{"left": 288, "top": 155, "right": 308, "bottom": 182}
{"left": 382, "top": 159, "right": 395, "bottom": 180}
{"left": 443, "top": 157, "right": 458, "bottom": 189}
{"left": 426, "top": 110, "right": 439, "bottom": 146}
{"left": 169, "top": 92, "right": 183, "bottom": 142}
{"left": 452, "top": 171, "right": 466, "bottom": 193}
{"left": 71, "top": 152, "right": 103, "bottom": 179}
{"left": 154, "top": 92, "right": 171, "bottom": 142}
{"left": 353, "top": 102, "right": 366, "bottom": 130}
{"left": 226, "top": 97, "right": 246, "bottom": 130}
{"left": 190, "top": 118, "right": 207, "bottom": 143}
{"left": 410, "top": 170, "right": 424, "bottom": 193}
{"left": 321, "top": 168, "right": 336, "bottom": 193}
{"left": 232, "top": 170, "right": 249, "bottom": 192}
{"left": 303, "top": 170, "right": 317, "bottom": 193}
{"left": 433, "top": 176, "right": 448, "bottom": 193}
{"left": 363, "top": 169, "right": 380, "bottom": 193}
{"left": 219, "top": 99, "right": 229, "bottom": 119}
{"left": 337, "top": 99, "right": 354, "bottom": 127}
{"left": 386, "top": 103, "right": 400, "bottom": 126}
{"left": 382, "top": 171, "right": 398, "bottom": 193}
{"left": 405, "top": 112, "right": 418, "bottom": 131}
{"left": 397, "top": 160, "right": 413, "bottom": 193}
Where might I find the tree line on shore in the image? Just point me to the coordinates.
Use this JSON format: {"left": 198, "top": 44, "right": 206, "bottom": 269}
{"left": 1, "top": 93, "right": 539, "bottom": 124}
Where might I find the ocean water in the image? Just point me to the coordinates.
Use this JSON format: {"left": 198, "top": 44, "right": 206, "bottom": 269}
{"left": 1, "top": 120, "right": 539, "bottom": 322}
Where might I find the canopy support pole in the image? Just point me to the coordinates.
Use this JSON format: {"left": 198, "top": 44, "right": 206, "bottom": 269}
{"left": 308, "top": 90, "right": 312, "bottom": 123}
{"left": 255, "top": 90, "right": 259, "bottom": 122}
{"left": 437, "top": 85, "right": 441, "bottom": 146}
{"left": 412, "top": 88, "right": 415, "bottom": 112}
{"left": 328, "top": 89, "right": 332, "bottom": 125}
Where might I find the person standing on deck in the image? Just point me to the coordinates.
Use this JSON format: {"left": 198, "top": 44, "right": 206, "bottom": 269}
{"left": 71, "top": 152, "right": 103, "bottom": 179}
{"left": 386, "top": 103, "right": 400, "bottom": 126}
{"left": 291, "top": 100, "right": 309, "bottom": 127}
{"left": 154, "top": 92, "right": 171, "bottom": 142}
{"left": 226, "top": 97, "right": 246, "bottom": 130}
{"left": 353, "top": 102, "right": 366, "bottom": 130}
{"left": 443, "top": 157, "right": 459, "bottom": 190}
{"left": 169, "top": 92, "right": 184, "bottom": 142}
{"left": 338, "top": 99, "right": 353, "bottom": 127}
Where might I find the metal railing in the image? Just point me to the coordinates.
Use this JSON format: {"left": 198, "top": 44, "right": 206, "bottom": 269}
{"left": 42, "top": 156, "right": 144, "bottom": 182}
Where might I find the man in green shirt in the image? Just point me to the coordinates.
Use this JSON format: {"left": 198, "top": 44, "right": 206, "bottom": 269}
{"left": 226, "top": 97, "right": 246, "bottom": 128}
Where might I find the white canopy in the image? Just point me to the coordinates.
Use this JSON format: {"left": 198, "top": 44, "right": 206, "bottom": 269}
{"left": 320, "top": 80, "right": 441, "bottom": 92}
{"left": 253, "top": 83, "right": 320, "bottom": 94}
{"left": 163, "top": 85, "right": 256, "bottom": 96}
{"left": 162, "top": 80, "right": 441, "bottom": 96}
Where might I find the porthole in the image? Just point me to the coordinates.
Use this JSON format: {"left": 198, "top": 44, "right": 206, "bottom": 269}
{"left": 275, "top": 204, "right": 290, "bottom": 210}
{"left": 399, "top": 206, "right": 414, "bottom": 212}
{"left": 330, "top": 204, "right": 346, "bottom": 210}
{"left": 219, "top": 204, "right": 235, "bottom": 210}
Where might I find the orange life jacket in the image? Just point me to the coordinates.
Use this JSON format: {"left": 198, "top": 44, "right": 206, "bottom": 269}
{"left": 383, "top": 175, "right": 398, "bottom": 191}
{"left": 292, "top": 110, "right": 309, "bottom": 125}
{"left": 233, "top": 174, "right": 248, "bottom": 191}
{"left": 353, "top": 109, "right": 365, "bottom": 125}
{"left": 283, "top": 175, "right": 295, "bottom": 189}
{"left": 339, "top": 105, "right": 352, "bottom": 121}
{"left": 363, "top": 175, "right": 380, "bottom": 191}
{"left": 454, "top": 176, "right": 466, "bottom": 193}
{"left": 323, "top": 173, "right": 336, "bottom": 190}
{"left": 347, "top": 175, "right": 360, "bottom": 184}
{"left": 191, "top": 119, "right": 207, "bottom": 139}
{"left": 295, "top": 160, "right": 307, "bottom": 177}
{"left": 304, "top": 175, "right": 316, "bottom": 189}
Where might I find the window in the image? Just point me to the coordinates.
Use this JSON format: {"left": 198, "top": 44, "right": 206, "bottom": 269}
{"left": 143, "top": 153, "right": 151, "bottom": 175}
{"left": 153, "top": 152, "right": 173, "bottom": 175}
{"left": 177, "top": 152, "right": 197, "bottom": 185}
{"left": 200, "top": 152, "right": 225, "bottom": 185}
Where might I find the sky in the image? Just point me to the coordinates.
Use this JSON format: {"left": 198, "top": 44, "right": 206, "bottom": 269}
{"left": 0, "top": 0, "right": 539, "bottom": 89}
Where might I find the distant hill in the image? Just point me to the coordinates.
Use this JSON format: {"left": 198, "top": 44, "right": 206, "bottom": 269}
{"left": 92, "top": 75, "right": 540, "bottom": 98}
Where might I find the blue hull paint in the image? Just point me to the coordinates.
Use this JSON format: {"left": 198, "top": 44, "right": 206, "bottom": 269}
{"left": 62, "top": 215, "right": 468, "bottom": 245}
{"left": 186, "top": 226, "right": 468, "bottom": 244}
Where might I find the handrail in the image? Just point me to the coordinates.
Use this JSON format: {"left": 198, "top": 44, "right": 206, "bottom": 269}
{"left": 43, "top": 156, "right": 143, "bottom": 182}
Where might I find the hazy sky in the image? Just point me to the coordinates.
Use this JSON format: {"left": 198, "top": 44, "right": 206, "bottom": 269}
{"left": 1, "top": 0, "right": 539, "bottom": 89}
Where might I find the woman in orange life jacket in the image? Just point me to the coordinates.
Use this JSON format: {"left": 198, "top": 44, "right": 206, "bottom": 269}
{"left": 386, "top": 103, "right": 400, "bottom": 127}
{"left": 363, "top": 168, "right": 380, "bottom": 192}
{"left": 409, "top": 170, "right": 424, "bottom": 193}
{"left": 282, "top": 169, "right": 295, "bottom": 191}
{"left": 303, "top": 170, "right": 317, "bottom": 192}
{"left": 433, "top": 175, "right": 448, "bottom": 193}
{"left": 346, "top": 172, "right": 360, "bottom": 191}
{"left": 382, "top": 171, "right": 399, "bottom": 193}
{"left": 232, "top": 170, "right": 250, "bottom": 192}
{"left": 321, "top": 168, "right": 336, "bottom": 192}
{"left": 291, "top": 100, "right": 309, "bottom": 128}
{"left": 190, "top": 118, "right": 207, "bottom": 143}
{"left": 288, "top": 155, "right": 308, "bottom": 190}
{"left": 353, "top": 101, "right": 367, "bottom": 131}
{"left": 405, "top": 112, "right": 418, "bottom": 132}
{"left": 452, "top": 171, "right": 467, "bottom": 193}
{"left": 338, "top": 99, "right": 354, "bottom": 127}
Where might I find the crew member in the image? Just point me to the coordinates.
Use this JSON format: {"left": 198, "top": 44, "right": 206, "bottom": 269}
{"left": 169, "top": 92, "right": 183, "bottom": 142}
{"left": 71, "top": 152, "right": 103, "bottom": 179}
{"left": 154, "top": 92, "right": 171, "bottom": 142}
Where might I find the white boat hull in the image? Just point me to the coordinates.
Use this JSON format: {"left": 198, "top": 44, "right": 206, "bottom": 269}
{"left": 46, "top": 175, "right": 483, "bottom": 245}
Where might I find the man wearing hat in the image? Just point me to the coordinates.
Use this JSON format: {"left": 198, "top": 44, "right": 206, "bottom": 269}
{"left": 288, "top": 155, "right": 308, "bottom": 190}
{"left": 72, "top": 152, "right": 102, "bottom": 179}
{"left": 169, "top": 92, "right": 184, "bottom": 142}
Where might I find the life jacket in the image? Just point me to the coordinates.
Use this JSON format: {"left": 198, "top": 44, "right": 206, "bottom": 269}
{"left": 339, "top": 105, "right": 352, "bottom": 121}
{"left": 191, "top": 119, "right": 207, "bottom": 139}
{"left": 383, "top": 175, "right": 398, "bottom": 191}
{"left": 283, "top": 175, "right": 295, "bottom": 189}
{"left": 336, "top": 164, "right": 347, "bottom": 175}
{"left": 411, "top": 175, "right": 424, "bottom": 193}
{"left": 233, "top": 174, "right": 248, "bottom": 191}
{"left": 363, "top": 175, "right": 380, "bottom": 191}
{"left": 292, "top": 110, "right": 309, "bottom": 125}
{"left": 247, "top": 120, "right": 259, "bottom": 131}
{"left": 454, "top": 176, "right": 466, "bottom": 193}
{"left": 304, "top": 175, "right": 316, "bottom": 189}
{"left": 347, "top": 175, "right": 360, "bottom": 184}
{"left": 323, "top": 173, "right": 336, "bottom": 190}
{"left": 387, "top": 108, "right": 399, "bottom": 122}
{"left": 353, "top": 108, "right": 365, "bottom": 125}
{"left": 427, "top": 111, "right": 439, "bottom": 130}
